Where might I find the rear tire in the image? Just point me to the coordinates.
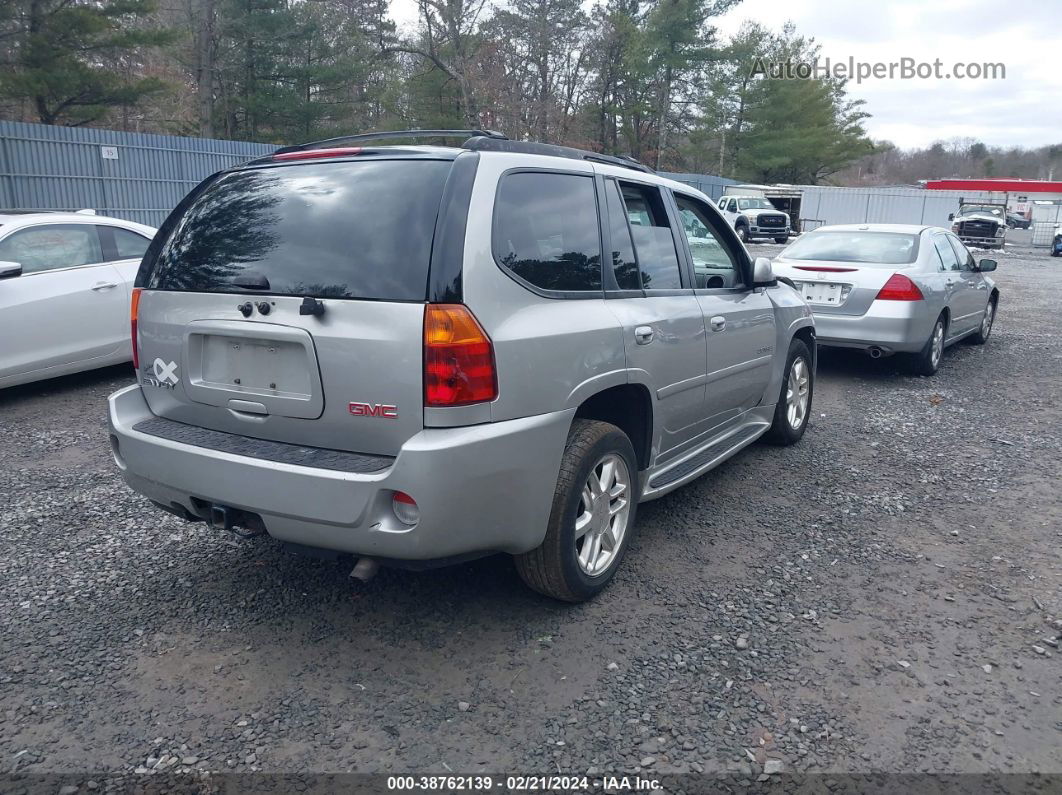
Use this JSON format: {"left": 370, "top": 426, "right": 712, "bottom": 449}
{"left": 970, "top": 297, "right": 996, "bottom": 344}
{"left": 515, "top": 420, "right": 639, "bottom": 602}
{"left": 766, "top": 338, "right": 814, "bottom": 445}
{"left": 908, "top": 314, "right": 946, "bottom": 376}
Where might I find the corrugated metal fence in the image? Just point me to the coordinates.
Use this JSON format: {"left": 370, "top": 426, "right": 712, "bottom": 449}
{"left": 0, "top": 121, "right": 274, "bottom": 227}
{"left": 0, "top": 122, "right": 1021, "bottom": 235}
{"left": 660, "top": 171, "right": 738, "bottom": 201}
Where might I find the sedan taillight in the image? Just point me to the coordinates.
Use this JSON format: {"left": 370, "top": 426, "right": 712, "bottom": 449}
{"left": 876, "top": 273, "right": 923, "bottom": 301}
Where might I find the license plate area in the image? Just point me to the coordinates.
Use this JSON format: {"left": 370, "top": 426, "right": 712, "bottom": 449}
{"left": 200, "top": 335, "right": 310, "bottom": 396}
{"left": 798, "top": 281, "right": 845, "bottom": 305}
{"left": 182, "top": 321, "right": 324, "bottom": 419}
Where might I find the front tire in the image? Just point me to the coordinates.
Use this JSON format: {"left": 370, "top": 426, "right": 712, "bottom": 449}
{"left": 515, "top": 420, "right": 639, "bottom": 602}
{"left": 736, "top": 224, "right": 749, "bottom": 243}
{"left": 970, "top": 297, "right": 996, "bottom": 344}
{"left": 908, "top": 314, "right": 946, "bottom": 376}
{"left": 774, "top": 236, "right": 789, "bottom": 244}
{"left": 766, "top": 338, "right": 814, "bottom": 445}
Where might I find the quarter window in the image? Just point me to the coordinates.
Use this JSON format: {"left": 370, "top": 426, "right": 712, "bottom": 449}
{"left": 674, "top": 194, "right": 743, "bottom": 289}
{"left": 0, "top": 224, "right": 104, "bottom": 274}
{"left": 493, "top": 172, "right": 602, "bottom": 292}
{"left": 618, "top": 182, "right": 682, "bottom": 290}
{"left": 110, "top": 227, "right": 151, "bottom": 260}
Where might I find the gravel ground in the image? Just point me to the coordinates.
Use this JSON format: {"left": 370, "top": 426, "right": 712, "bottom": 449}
{"left": 1, "top": 240, "right": 1061, "bottom": 785}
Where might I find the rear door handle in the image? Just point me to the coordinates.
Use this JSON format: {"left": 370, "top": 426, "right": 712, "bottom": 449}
{"left": 91, "top": 282, "right": 118, "bottom": 291}
{"left": 710, "top": 316, "right": 726, "bottom": 332}
{"left": 634, "top": 325, "right": 654, "bottom": 345}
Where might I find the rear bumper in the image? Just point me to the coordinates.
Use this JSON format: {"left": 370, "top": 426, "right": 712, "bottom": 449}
{"left": 108, "top": 385, "right": 572, "bottom": 559}
{"left": 812, "top": 301, "right": 931, "bottom": 354}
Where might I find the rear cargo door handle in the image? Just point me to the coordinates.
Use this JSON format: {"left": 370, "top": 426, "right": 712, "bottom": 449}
{"left": 91, "top": 282, "right": 118, "bottom": 291}
{"left": 710, "top": 316, "right": 726, "bottom": 332}
{"left": 634, "top": 326, "right": 654, "bottom": 345}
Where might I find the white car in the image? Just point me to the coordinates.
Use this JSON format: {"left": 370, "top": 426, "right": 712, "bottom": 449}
{"left": 0, "top": 212, "right": 157, "bottom": 388}
{"left": 717, "top": 196, "right": 791, "bottom": 244}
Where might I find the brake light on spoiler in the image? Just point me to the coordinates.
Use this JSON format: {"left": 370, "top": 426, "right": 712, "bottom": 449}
{"left": 272, "top": 147, "right": 364, "bottom": 161}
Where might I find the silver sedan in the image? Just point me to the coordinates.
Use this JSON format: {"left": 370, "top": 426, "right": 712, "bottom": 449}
{"left": 772, "top": 224, "right": 999, "bottom": 376}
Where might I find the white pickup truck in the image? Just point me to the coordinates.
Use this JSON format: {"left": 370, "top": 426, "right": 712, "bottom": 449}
{"left": 717, "top": 196, "right": 792, "bottom": 244}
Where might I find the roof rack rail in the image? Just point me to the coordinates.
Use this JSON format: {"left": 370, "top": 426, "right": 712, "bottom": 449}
{"left": 462, "top": 137, "right": 653, "bottom": 174}
{"left": 275, "top": 129, "right": 508, "bottom": 154}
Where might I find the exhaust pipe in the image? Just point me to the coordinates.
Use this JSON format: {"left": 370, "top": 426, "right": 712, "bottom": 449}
{"left": 867, "top": 346, "right": 884, "bottom": 359}
{"left": 350, "top": 557, "right": 380, "bottom": 583}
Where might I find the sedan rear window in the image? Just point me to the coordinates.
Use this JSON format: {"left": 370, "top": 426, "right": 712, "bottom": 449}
{"left": 780, "top": 231, "right": 919, "bottom": 265}
{"left": 141, "top": 159, "right": 452, "bottom": 301}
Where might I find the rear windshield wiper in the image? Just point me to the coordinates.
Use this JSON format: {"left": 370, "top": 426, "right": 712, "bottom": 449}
{"left": 229, "top": 272, "right": 271, "bottom": 291}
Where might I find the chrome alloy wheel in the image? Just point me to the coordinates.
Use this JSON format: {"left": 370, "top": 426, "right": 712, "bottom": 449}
{"left": 786, "top": 356, "right": 810, "bottom": 429}
{"left": 930, "top": 321, "right": 945, "bottom": 368}
{"left": 574, "top": 453, "right": 632, "bottom": 577}
{"left": 981, "top": 301, "right": 995, "bottom": 338}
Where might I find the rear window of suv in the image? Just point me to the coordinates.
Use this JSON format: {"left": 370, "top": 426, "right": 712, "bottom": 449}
{"left": 141, "top": 159, "right": 452, "bottom": 301}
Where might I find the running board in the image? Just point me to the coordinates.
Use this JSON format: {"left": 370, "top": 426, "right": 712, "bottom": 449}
{"left": 642, "top": 418, "right": 771, "bottom": 500}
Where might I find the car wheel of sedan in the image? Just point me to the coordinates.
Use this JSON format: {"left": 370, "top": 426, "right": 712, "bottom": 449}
{"left": 515, "top": 419, "right": 638, "bottom": 602}
{"left": 970, "top": 297, "right": 996, "bottom": 345}
{"left": 909, "top": 315, "right": 946, "bottom": 376}
{"left": 766, "top": 338, "right": 814, "bottom": 445}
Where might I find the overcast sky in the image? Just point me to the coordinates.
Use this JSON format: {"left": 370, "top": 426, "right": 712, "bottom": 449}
{"left": 387, "top": 0, "right": 1062, "bottom": 151}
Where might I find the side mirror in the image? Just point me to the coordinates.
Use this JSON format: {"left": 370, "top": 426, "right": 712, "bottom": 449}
{"left": 977, "top": 258, "right": 997, "bottom": 272}
{"left": 0, "top": 261, "right": 22, "bottom": 279}
{"left": 752, "top": 256, "right": 774, "bottom": 286}
{"left": 948, "top": 213, "right": 954, "bottom": 221}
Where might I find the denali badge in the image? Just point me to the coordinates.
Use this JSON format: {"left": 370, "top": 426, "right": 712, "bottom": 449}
{"left": 143, "top": 358, "right": 180, "bottom": 389}
{"left": 349, "top": 402, "right": 397, "bottom": 419}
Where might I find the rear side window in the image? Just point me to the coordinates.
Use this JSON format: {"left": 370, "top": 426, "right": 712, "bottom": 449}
{"left": 619, "top": 183, "right": 682, "bottom": 290}
{"left": 493, "top": 171, "right": 601, "bottom": 292}
{"left": 142, "top": 159, "right": 452, "bottom": 301}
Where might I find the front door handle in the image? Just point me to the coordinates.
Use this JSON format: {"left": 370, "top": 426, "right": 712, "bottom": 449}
{"left": 634, "top": 325, "right": 654, "bottom": 345}
{"left": 710, "top": 316, "right": 726, "bottom": 332}
{"left": 91, "top": 282, "right": 118, "bottom": 291}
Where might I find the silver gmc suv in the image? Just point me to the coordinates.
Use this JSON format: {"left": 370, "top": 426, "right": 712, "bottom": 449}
{"left": 108, "top": 130, "right": 816, "bottom": 602}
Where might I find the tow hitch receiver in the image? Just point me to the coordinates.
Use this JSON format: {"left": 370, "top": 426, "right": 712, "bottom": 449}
{"left": 209, "top": 504, "right": 266, "bottom": 539}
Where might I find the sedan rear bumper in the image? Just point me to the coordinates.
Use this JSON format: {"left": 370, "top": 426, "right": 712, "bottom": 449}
{"left": 812, "top": 300, "right": 933, "bottom": 354}
{"left": 108, "top": 385, "right": 572, "bottom": 559}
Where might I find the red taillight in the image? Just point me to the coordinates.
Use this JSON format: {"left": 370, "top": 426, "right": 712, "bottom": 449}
{"left": 875, "top": 273, "right": 924, "bottom": 301}
{"left": 793, "top": 265, "right": 857, "bottom": 272}
{"left": 272, "top": 147, "right": 363, "bottom": 161}
{"left": 424, "top": 304, "right": 498, "bottom": 407}
{"left": 130, "top": 287, "right": 142, "bottom": 369}
{"left": 392, "top": 491, "right": 419, "bottom": 525}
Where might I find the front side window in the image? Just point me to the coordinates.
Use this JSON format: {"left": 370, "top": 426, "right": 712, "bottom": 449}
{"left": 493, "top": 171, "right": 602, "bottom": 292}
{"left": 932, "top": 235, "right": 960, "bottom": 272}
{"left": 674, "top": 194, "right": 743, "bottom": 289}
{"left": 946, "top": 234, "right": 974, "bottom": 271}
{"left": 618, "top": 182, "right": 682, "bottom": 290}
{"left": 0, "top": 224, "right": 104, "bottom": 274}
